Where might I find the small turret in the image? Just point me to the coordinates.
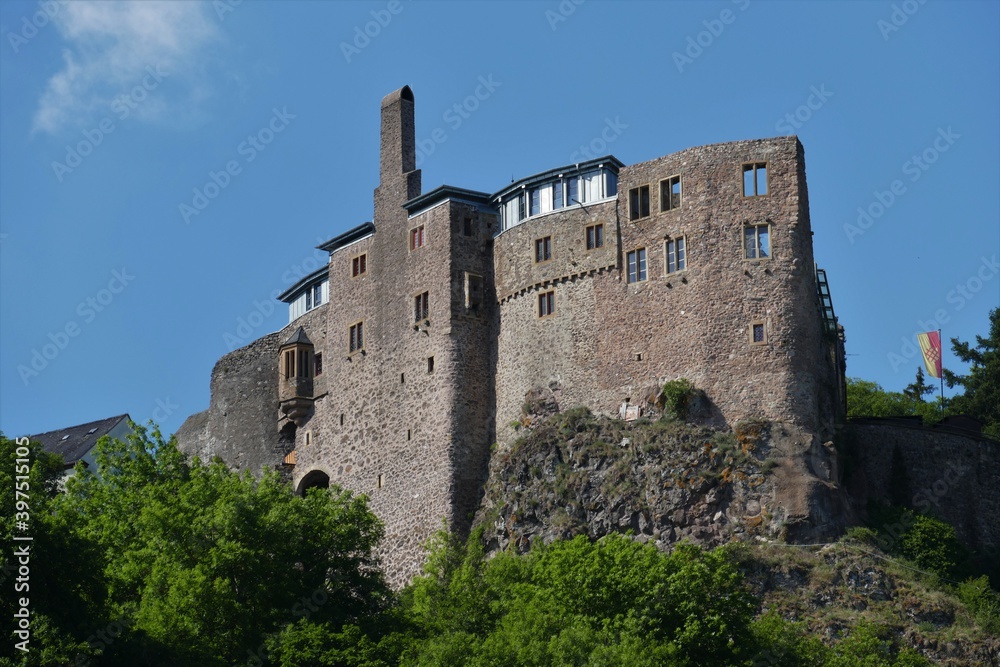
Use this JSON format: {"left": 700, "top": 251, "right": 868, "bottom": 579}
{"left": 278, "top": 327, "right": 314, "bottom": 425}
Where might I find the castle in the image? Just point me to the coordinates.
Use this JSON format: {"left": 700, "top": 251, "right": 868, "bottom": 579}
{"left": 177, "top": 85, "right": 851, "bottom": 583}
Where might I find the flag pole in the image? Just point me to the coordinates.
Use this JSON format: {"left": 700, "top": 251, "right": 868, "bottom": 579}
{"left": 938, "top": 328, "right": 945, "bottom": 414}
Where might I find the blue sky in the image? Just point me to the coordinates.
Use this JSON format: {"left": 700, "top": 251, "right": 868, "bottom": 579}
{"left": 1, "top": 0, "right": 997, "bottom": 438}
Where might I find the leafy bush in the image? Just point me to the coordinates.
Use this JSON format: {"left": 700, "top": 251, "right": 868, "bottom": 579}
{"left": 957, "top": 575, "right": 1000, "bottom": 635}
{"left": 660, "top": 378, "right": 696, "bottom": 420}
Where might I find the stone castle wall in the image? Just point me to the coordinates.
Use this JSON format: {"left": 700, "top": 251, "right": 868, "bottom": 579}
{"left": 846, "top": 419, "right": 1000, "bottom": 550}
{"left": 493, "top": 137, "right": 838, "bottom": 448}
{"left": 177, "top": 86, "right": 853, "bottom": 585}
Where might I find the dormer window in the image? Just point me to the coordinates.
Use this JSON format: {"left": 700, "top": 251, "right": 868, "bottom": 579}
{"left": 496, "top": 160, "right": 621, "bottom": 231}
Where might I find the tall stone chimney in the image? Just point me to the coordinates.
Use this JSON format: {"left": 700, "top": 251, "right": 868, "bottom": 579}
{"left": 376, "top": 85, "right": 421, "bottom": 220}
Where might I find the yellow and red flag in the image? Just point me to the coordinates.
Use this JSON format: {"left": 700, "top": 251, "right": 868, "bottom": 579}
{"left": 917, "top": 331, "right": 942, "bottom": 379}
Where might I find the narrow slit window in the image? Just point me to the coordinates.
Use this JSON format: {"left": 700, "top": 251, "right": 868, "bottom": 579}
{"left": 427, "top": 356, "right": 435, "bottom": 373}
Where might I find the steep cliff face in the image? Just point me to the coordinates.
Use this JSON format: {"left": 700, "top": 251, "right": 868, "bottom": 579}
{"left": 474, "top": 406, "right": 852, "bottom": 556}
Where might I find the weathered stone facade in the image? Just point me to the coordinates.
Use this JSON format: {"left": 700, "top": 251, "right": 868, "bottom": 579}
{"left": 177, "top": 85, "right": 852, "bottom": 585}
{"left": 845, "top": 418, "right": 1000, "bottom": 550}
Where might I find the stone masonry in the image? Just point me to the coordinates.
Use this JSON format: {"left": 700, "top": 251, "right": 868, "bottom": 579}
{"left": 178, "top": 85, "right": 853, "bottom": 585}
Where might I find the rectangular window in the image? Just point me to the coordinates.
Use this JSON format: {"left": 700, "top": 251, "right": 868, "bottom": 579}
{"left": 666, "top": 237, "right": 686, "bottom": 273}
{"left": 606, "top": 171, "right": 618, "bottom": 196}
{"left": 466, "top": 273, "right": 483, "bottom": 314}
{"left": 629, "top": 185, "right": 650, "bottom": 221}
{"left": 750, "top": 322, "right": 767, "bottom": 345}
{"left": 538, "top": 290, "right": 555, "bottom": 317}
{"left": 312, "top": 284, "right": 323, "bottom": 308}
{"left": 297, "top": 349, "right": 311, "bottom": 378}
{"left": 314, "top": 353, "right": 322, "bottom": 376}
{"left": 535, "top": 236, "right": 552, "bottom": 263}
{"left": 627, "top": 248, "right": 647, "bottom": 283}
{"left": 552, "top": 180, "right": 564, "bottom": 209}
{"left": 414, "top": 291, "right": 429, "bottom": 322}
{"left": 743, "top": 162, "right": 768, "bottom": 196}
{"left": 660, "top": 175, "right": 681, "bottom": 211}
{"left": 349, "top": 322, "right": 364, "bottom": 353}
{"left": 568, "top": 177, "right": 579, "bottom": 206}
{"left": 503, "top": 196, "right": 522, "bottom": 229}
{"left": 463, "top": 217, "right": 473, "bottom": 236}
{"left": 744, "top": 224, "right": 770, "bottom": 259}
{"left": 284, "top": 350, "right": 295, "bottom": 379}
{"left": 586, "top": 224, "right": 604, "bottom": 250}
{"left": 352, "top": 254, "right": 367, "bottom": 277}
{"left": 410, "top": 225, "right": 425, "bottom": 250}
{"left": 529, "top": 188, "right": 541, "bottom": 216}
{"left": 582, "top": 171, "right": 602, "bottom": 202}
{"left": 305, "top": 289, "right": 313, "bottom": 310}
{"left": 427, "top": 356, "right": 435, "bottom": 373}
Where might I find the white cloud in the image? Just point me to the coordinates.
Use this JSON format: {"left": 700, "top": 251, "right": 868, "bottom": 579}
{"left": 32, "top": 1, "right": 220, "bottom": 134}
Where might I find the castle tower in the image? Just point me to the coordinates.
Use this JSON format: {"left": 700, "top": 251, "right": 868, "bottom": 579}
{"left": 276, "top": 86, "right": 497, "bottom": 585}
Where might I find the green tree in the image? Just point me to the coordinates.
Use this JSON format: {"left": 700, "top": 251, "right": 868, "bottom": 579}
{"left": 944, "top": 307, "right": 1000, "bottom": 439}
{"left": 846, "top": 378, "right": 944, "bottom": 423}
{"left": 0, "top": 434, "right": 106, "bottom": 667}
{"left": 12, "top": 422, "right": 391, "bottom": 667}
{"left": 903, "top": 366, "right": 935, "bottom": 402}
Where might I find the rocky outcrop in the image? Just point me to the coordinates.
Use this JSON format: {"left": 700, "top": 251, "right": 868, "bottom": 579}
{"left": 475, "top": 407, "right": 844, "bottom": 555}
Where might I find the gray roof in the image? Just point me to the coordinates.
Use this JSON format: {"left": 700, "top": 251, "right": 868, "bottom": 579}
{"left": 491, "top": 155, "right": 624, "bottom": 202}
{"left": 277, "top": 265, "right": 328, "bottom": 303}
{"left": 283, "top": 327, "right": 313, "bottom": 346}
{"left": 317, "top": 222, "right": 376, "bottom": 254}
{"left": 28, "top": 414, "right": 130, "bottom": 467}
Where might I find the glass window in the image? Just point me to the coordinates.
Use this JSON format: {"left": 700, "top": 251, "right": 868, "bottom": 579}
{"left": 743, "top": 162, "right": 768, "bottom": 196}
{"left": 744, "top": 225, "right": 770, "bottom": 259}
{"left": 552, "top": 180, "right": 564, "bottom": 209}
{"left": 627, "top": 248, "right": 647, "bottom": 283}
{"left": 666, "top": 237, "right": 685, "bottom": 273}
